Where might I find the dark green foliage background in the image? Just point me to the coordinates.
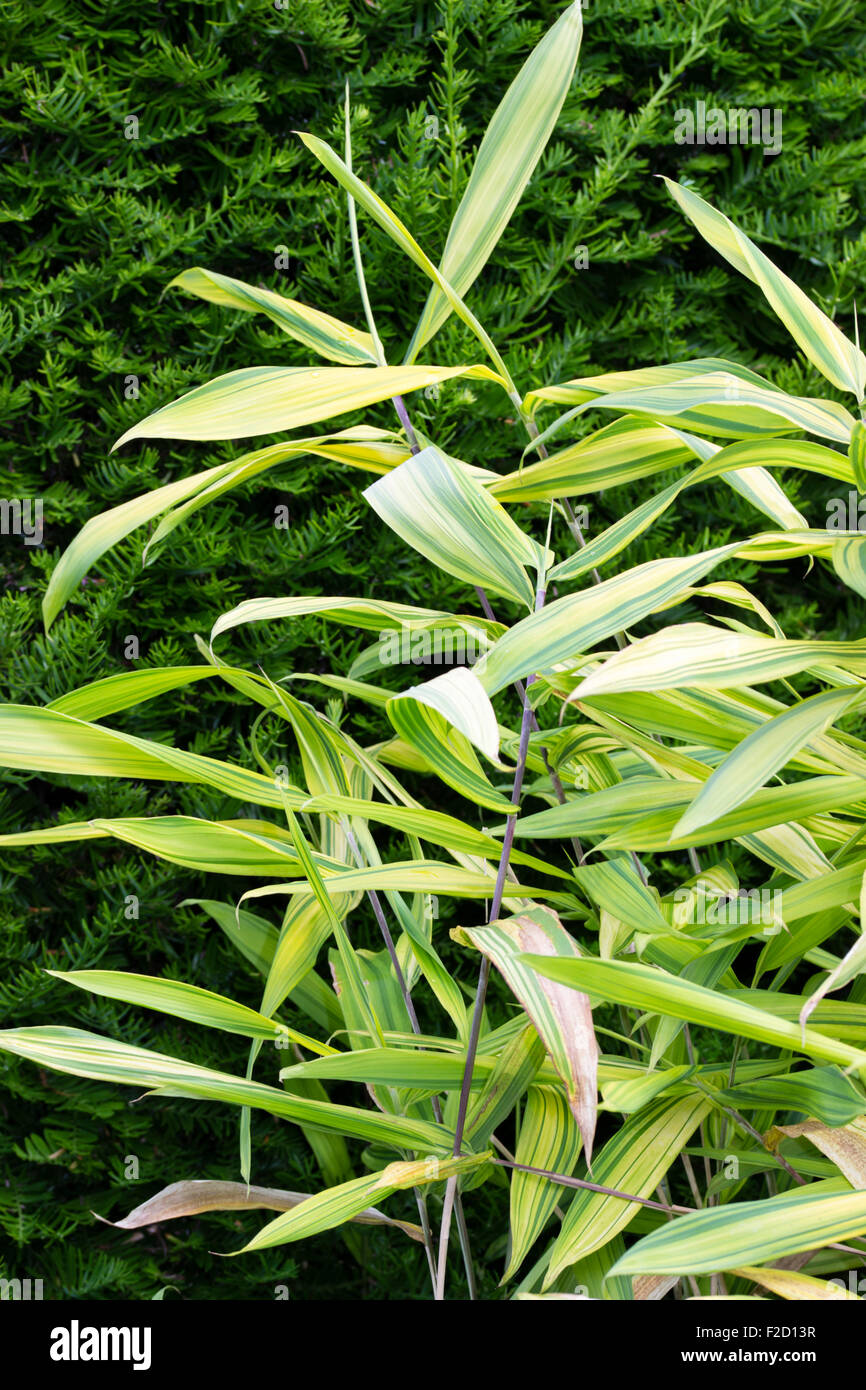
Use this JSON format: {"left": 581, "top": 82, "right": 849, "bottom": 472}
{"left": 1, "top": 0, "right": 864, "bottom": 1299}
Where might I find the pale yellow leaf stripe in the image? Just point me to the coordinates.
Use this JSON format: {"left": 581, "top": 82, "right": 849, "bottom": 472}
{"left": 523, "top": 356, "right": 778, "bottom": 414}
{"left": 241, "top": 859, "right": 546, "bottom": 905}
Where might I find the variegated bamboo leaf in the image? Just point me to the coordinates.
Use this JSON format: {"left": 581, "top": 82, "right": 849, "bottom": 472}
{"left": 457, "top": 907, "right": 598, "bottom": 1160}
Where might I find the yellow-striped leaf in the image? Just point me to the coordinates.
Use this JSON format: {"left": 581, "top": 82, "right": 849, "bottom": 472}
{"left": 504, "top": 1084, "right": 583, "bottom": 1282}
{"left": 849, "top": 419, "right": 866, "bottom": 490}
{"left": 574, "top": 622, "right": 866, "bottom": 699}
{"left": 672, "top": 687, "right": 866, "bottom": 840}
{"left": 106, "top": 1178, "right": 423, "bottom": 1242}
{"left": 521, "top": 955, "right": 866, "bottom": 1074}
{"left": 735, "top": 1265, "right": 858, "bottom": 1301}
{"left": 664, "top": 179, "right": 866, "bottom": 400}
{"left": 0, "top": 706, "right": 302, "bottom": 808}
{"left": 364, "top": 443, "right": 544, "bottom": 607}
{"left": 168, "top": 266, "right": 378, "bottom": 364}
{"left": 458, "top": 907, "right": 598, "bottom": 1159}
{"left": 0, "top": 1026, "right": 448, "bottom": 1151}
{"left": 231, "top": 1151, "right": 492, "bottom": 1253}
{"left": 542, "top": 1094, "right": 712, "bottom": 1287}
{"left": 113, "top": 364, "right": 499, "bottom": 449}
{"left": 611, "top": 1178, "right": 866, "bottom": 1275}
{"left": 48, "top": 969, "right": 333, "bottom": 1055}
{"left": 408, "top": 1, "right": 583, "bottom": 354}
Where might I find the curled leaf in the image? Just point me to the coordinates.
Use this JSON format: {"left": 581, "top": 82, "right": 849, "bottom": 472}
{"left": 97, "top": 1178, "right": 424, "bottom": 1241}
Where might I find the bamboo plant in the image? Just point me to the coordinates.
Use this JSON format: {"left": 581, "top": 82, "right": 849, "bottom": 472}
{"left": 5, "top": 0, "right": 866, "bottom": 1299}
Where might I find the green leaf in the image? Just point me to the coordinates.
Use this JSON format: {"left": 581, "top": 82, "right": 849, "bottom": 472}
{"left": 543, "top": 1094, "right": 712, "bottom": 1286}
{"left": 832, "top": 536, "right": 866, "bottom": 600}
{"left": 0, "top": 1026, "right": 448, "bottom": 1151}
{"left": 0, "top": 706, "right": 301, "bottom": 809}
{"left": 573, "top": 621, "right": 866, "bottom": 699}
{"left": 304, "top": 793, "right": 564, "bottom": 878}
{"left": 186, "top": 898, "right": 277, "bottom": 978}
{"left": 86, "top": 816, "right": 305, "bottom": 877}
{"left": 231, "top": 1151, "right": 492, "bottom": 1254}
{"left": 48, "top": 969, "right": 333, "bottom": 1052}
{"left": 520, "top": 955, "right": 866, "bottom": 1074}
{"left": 569, "top": 370, "right": 855, "bottom": 443}
{"left": 48, "top": 666, "right": 218, "bottom": 720}
{"left": 279, "top": 1045, "right": 495, "bottom": 1091}
{"left": 210, "top": 592, "right": 498, "bottom": 649}
{"left": 672, "top": 687, "right": 866, "bottom": 840}
{"left": 389, "top": 666, "right": 501, "bottom": 763}
{"left": 503, "top": 1084, "right": 583, "bottom": 1282}
{"left": 113, "top": 364, "right": 500, "bottom": 448}
{"left": 490, "top": 418, "right": 700, "bottom": 504}
{"left": 282, "top": 805, "right": 384, "bottom": 1047}
{"left": 574, "top": 858, "right": 670, "bottom": 935}
{"left": 849, "top": 419, "right": 866, "bottom": 491}
{"left": 385, "top": 687, "right": 515, "bottom": 813}
{"left": 243, "top": 859, "right": 542, "bottom": 906}
{"left": 476, "top": 545, "right": 745, "bottom": 695}
{"left": 458, "top": 907, "right": 598, "bottom": 1159}
{"left": 664, "top": 179, "right": 866, "bottom": 400}
{"left": 42, "top": 431, "right": 410, "bottom": 630}
{"left": 408, "top": 1, "right": 583, "bottom": 354}
{"left": 717, "top": 1067, "right": 866, "bottom": 1128}
{"left": 106, "top": 1178, "right": 423, "bottom": 1243}
{"left": 465, "top": 1023, "right": 546, "bottom": 1151}
{"left": 799, "top": 870, "right": 866, "bottom": 1030}
{"left": 297, "top": 131, "right": 513, "bottom": 389}
{"left": 364, "top": 444, "right": 544, "bottom": 607}
{"left": 611, "top": 1178, "right": 866, "bottom": 1275}
{"left": 167, "top": 266, "right": 378, "bottom": 364}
